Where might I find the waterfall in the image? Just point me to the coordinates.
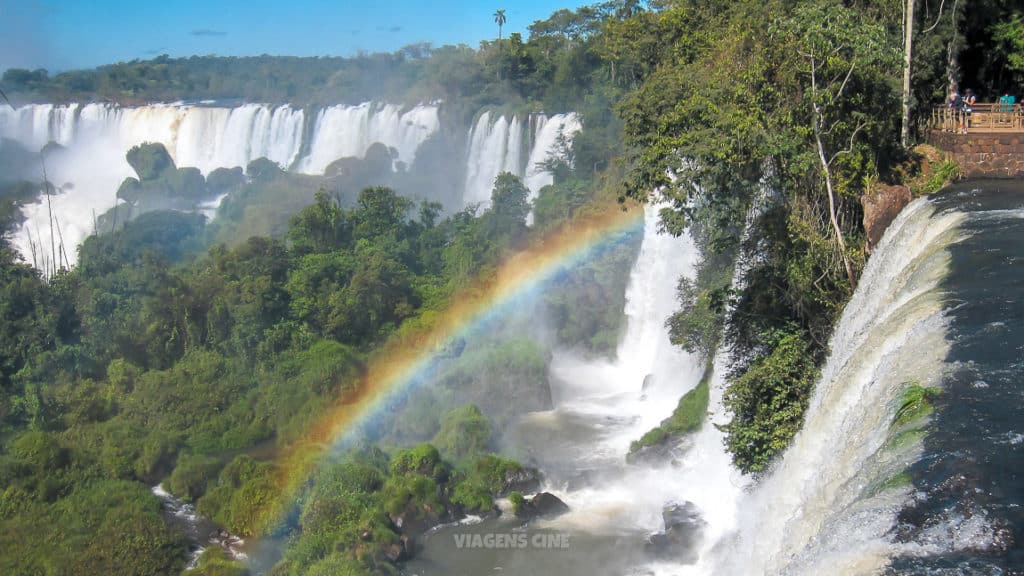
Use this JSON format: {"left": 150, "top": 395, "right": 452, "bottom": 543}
{"left": 294, "top": 102, "right": 440, "bottom": 174}
{"left": 0, "top": 101, "right": 440, "bottom": 265}
{"left": 0, "top": 101, "right": 439, "bottom": 175}
{"left": 523, "top": 113, "right": 582, "bottom": 199}
{"left": 461, "top": 111, "right": 582, "bottom": 208}
{"left": 506, "top": 203, "right": 705, "bottom": 532}
{"left": 675, "top": 196, "right": 964, "bottom": 575}
{"left": 462, "top": 112, "right": 512, "bottom": 207}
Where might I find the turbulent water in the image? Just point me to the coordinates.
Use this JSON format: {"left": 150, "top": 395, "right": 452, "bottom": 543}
{"left": 294, "top": 103, "right": 440, "bottom": 174}
{"left": 0, "top": 102, "right": 576, "bottom": 266}
{"left": 406, "top": 204, "right": 709, "bottom": 575}
{"left": 151, "top": 484, "right": 247, "bottom": 570}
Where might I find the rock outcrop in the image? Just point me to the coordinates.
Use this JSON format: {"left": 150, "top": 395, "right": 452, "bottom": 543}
{"left": 862, "top": 183, "right": 912, "bottom": 253}
{"left": 645, "top": 501, "right": 706, "bottom": 562}
{"left": 500, "top": 466, "right": 541, "bottom": 496}
{"left": 516, "top": 492, "right": 570, "bottom": 520}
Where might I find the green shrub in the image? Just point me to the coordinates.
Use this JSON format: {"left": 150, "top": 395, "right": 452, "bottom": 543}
{"left": 917, "top": 160, "right": 961, "bottom": 196}
{"left": 465, "top": 454, "right": 523, "bottom": 494}
{"left": 389, "top": 443, "right": 444, "bottom": 479}
{"left": 11, "top": 430, "right": 67, "bottom": 471}
{"left": 722, "top": 329, "right": 818, "bottom": 473}
{"left": 629, "top": 365, "right": 712, "bottom": 455}
{"left": 509, "top": 491, "right": 526, "bottom": 516}
{"left": 381, "top": 473, "right": 441, "bottom": 520}
{"left": 450, "top": 481, "right": 493, "bottom": 512}
{"left": 305, "top": 553, "right": 374, "bottom": 576}
{"left": 197, "top": 455, "right": 278, "bottom": 536}
{"left": 126, "top": 142, "right": 175, "bottom": 181}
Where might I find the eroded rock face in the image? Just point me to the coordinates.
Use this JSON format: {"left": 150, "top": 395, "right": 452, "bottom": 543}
{"left": 501, "top": 466, "right": 541, "bottom": 496}
{"left": 862, "top": 183, "right": 912, "bottom": 253}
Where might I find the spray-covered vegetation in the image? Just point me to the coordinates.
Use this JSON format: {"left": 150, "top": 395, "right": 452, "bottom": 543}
{"left": 628, "top": 364, "right": 712, "bottom": 458}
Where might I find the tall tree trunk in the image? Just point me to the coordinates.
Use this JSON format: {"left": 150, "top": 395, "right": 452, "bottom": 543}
{"left": 947, "top": 24, "right": 959, "bottom": 90}
{"left": 902, "top": 0, "right": 915, "bottom": 148}
{"left": 810, "top": 60, "right": 857, "bottom": 289}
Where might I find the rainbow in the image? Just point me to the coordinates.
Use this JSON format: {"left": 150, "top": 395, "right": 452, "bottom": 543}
{"left": 268, "top": 200, "right": 645, "bottom": 521}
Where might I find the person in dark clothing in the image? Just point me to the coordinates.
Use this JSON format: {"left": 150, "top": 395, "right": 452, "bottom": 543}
{"left": 963, "top": 89, "right": 976, "bottom": 131}
{"left": 948, "top": 89, "right": 966, "bottom": 133}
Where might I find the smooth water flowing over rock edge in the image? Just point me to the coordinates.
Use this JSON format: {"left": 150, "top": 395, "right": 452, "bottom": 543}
{"left": 692, "top": 182, "right": 1024, "bottom": 576}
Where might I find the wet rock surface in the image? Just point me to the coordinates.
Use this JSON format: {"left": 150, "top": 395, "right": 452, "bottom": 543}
{"left": 518, "top": 492, "right": 571, "bottom": 520}
{"left": 645, "top": 501, "right": 705, "bottom": 562}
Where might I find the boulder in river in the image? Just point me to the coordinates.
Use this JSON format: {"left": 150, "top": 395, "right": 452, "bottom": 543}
{"left": 515, "top": 492, "right": 570, "bottom": 520}
{"left": 645, "top": 501, "right": 705, "bottom": 562}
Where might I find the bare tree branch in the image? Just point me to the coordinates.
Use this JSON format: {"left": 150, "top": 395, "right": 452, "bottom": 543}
{"left": 828, "top": 120, "right": 868, "bottom": 167}
{"left": 923, "top": 0, "right": 948, "bottom": 33}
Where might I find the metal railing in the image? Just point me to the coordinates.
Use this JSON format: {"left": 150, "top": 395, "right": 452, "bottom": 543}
{"left": 931, "top": 103, "right": 1024, "bottom": 133}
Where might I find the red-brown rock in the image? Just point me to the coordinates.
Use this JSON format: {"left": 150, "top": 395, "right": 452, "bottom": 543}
{"left": 862, "top": 184, "right": 912, "bottom": 253}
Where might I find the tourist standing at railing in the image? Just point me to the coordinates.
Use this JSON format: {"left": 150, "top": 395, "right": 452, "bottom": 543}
{"left": 948, "top": 88, "right": 961, "bottom": 108}
{"left": 948, "top": 89, "right": 966, "bottom": 133}
{"left": 964, "top": 89, "right": 976, "bottom": 131}
{"left": 999, "top": 92, "right": 1016, "bottom": 112}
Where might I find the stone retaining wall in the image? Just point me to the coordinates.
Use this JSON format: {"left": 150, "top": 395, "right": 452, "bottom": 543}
{"left": 928, "top": 131, "right": 1024, "bottom": 178}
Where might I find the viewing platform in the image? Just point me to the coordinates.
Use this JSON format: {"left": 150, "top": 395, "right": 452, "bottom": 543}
{"left": 930, "top": 103, "right": 1024, "bottom": 133}
{"left": 928, "top": 103, "right": 1024, "bottom": 179}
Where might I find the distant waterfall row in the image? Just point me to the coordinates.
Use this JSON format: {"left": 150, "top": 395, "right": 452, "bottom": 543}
{"left": 0, "top": 101, "right": 439, "bottom": 175}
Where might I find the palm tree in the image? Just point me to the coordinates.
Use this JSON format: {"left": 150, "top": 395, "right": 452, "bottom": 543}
{"left": 494, "top": 9, "right": 507, "bottom": 80}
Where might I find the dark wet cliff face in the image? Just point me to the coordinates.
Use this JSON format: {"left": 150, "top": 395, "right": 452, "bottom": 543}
{"left": 890, "top": 180, "right": 1024, "bottom": 574}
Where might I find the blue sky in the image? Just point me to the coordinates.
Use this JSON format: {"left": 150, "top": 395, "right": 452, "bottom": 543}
{"left": 0, "top": 0, "right": 584, "bottom": 72}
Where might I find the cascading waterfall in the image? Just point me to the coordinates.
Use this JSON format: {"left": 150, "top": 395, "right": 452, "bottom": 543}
{"left": 528, "top": 182, "right": 1021, "bottom": 576}
{"left": 639, "top": 183, "right": 775, "bottom": 576}
{"left": 679, "top": 194, "right": 971, "bottom": 575}
{"left": 0, "top": 102, "right": 309, "bottom": 172}
{"left": 462, "top": 111, "right": 582, "bottom": 208}
{"left": 294, "top": 102, "right": 440, "bottom": 174}
{"left": 544, "top": 202, "right": 703, "bottom": 464}
{"left": 0, "top": 102, "right": 440, "bottom": 174}
{"left": 539, "top": 202, "right": 708, "bottom": 534}
{"left": 523, "top": 113, "right": 582, "bottom": 197}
